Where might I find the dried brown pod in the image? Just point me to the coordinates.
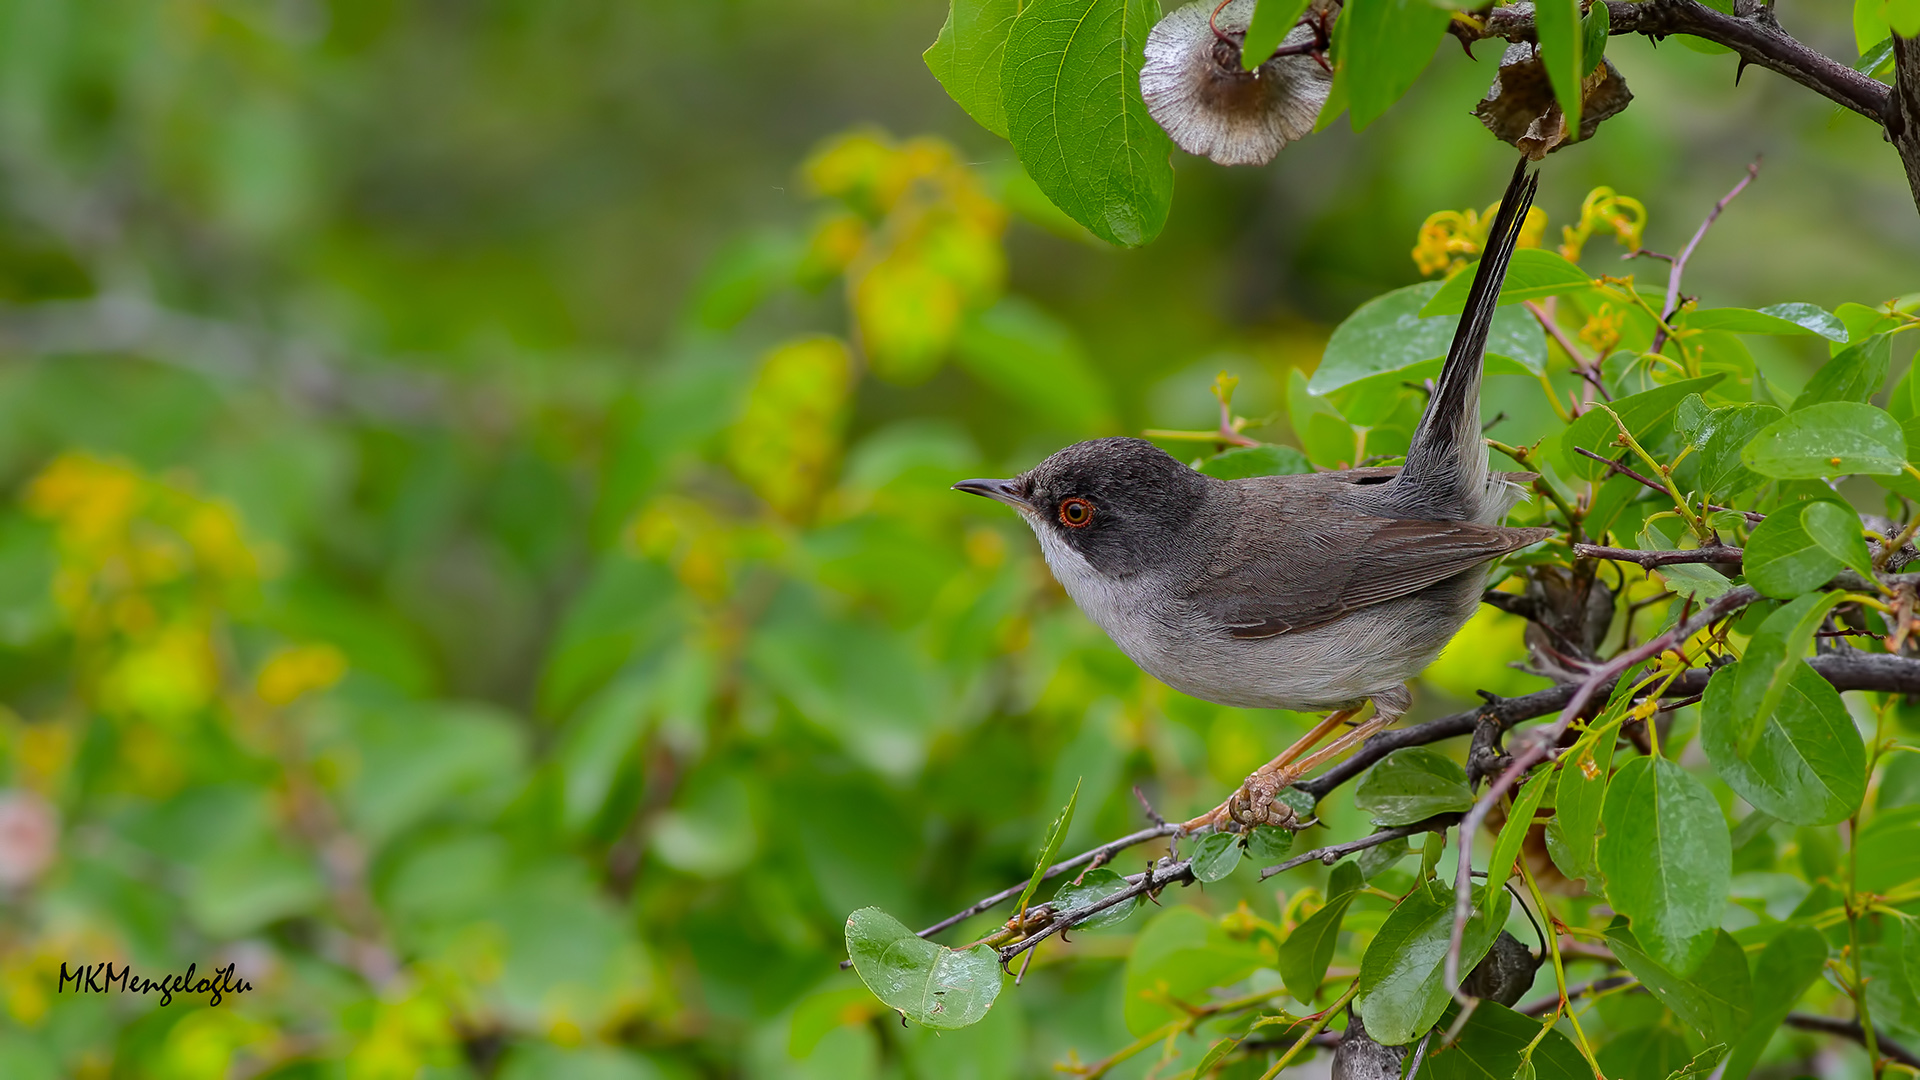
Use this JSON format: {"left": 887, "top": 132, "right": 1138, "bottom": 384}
{"left": 1475, "top": 42, "right": 1633, "bottom": 159}
{"left": 1141, "top": 0, "right": 1332, "bottom": 167}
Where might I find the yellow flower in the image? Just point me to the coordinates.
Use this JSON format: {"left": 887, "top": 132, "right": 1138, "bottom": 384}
{"left": 255, "top": 643, "right": 349, "bottom": 707}
{"left": 24, "top": 453, "right": 144, "bottom": 552}
{"left": 1579, "top": 303, "right": 1624, "bottom": 356}
{"left": 1559, "top": 187, "right": 1647, "bottom": 262}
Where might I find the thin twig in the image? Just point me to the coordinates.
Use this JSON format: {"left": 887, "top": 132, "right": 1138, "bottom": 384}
{"left": 1651, "top": 159, "right": 1761, "bottom": 353}
{"left": 1260, "top": 819, "right": 1455, "bottom": 879}
{"left": 1572, "top": 446, "right": 1765, "bottom": 523}
{"left": 1524, "top": 300, "right": 1612, "bottom": 402}
{"left": 1571, "top": 543, "right": 1744, "bottom": 568}
{"left": 873, "top": 648, "right": 1920, "bottom": 968}
{"left": 1785, "top": 1013, "right": 1920, "bottom": 1069}
{"left": 1443, "top": 586, "right": 1760, "bottom": 1005}
{"left": 998, "top": 856, "right": 1194, "bottom": 966}
{"left": 835, "top": 822, "right": 1180, "bottom": 968}
{"left": 1518, "top": 975, "right": 1636, "bottom": 1017}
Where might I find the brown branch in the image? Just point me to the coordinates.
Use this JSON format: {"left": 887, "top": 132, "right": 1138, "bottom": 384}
{"left": 1259, "top": 817, "right": 1457, "bottom": 880}
{"left": 1571, "top": 446, "right": 1765, "bottom": 524}
{"left": 1651, "top": 160, "right": 1760, "bottom": 353}
{"left": 1519, "top": 975, "right": 1636, "bottom": 1017}
{"left": 1461, "top": 0, "right": 1890, "bottom": 122}
{"left": 1888, "top": 34, "right": 1920, "bottom": 210}
{"left": 834, "top": 821, "right": 1180, "bottom": 969}
{"left": 1572, "top": 543, "right": 1743, "bottom": 568}
{"left": 1785, "top": 1013, "right": 1920, "bottom": 1069}
{"left": 1443, "top": 585, "right": 1761, "bottom": 1005}
{"left": 1525, "top": 300, "right": 1612, "bottom": 402}
{"left": 1460, "top": 2, "right": 1920, "bottom": 216}
{"left": 878, "top": 647, "right": 1920, "bottom": 966}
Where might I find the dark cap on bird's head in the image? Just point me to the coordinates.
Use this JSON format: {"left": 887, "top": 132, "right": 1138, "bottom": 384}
{"left": 953, "top": 438, "right": 1211, "bottom": 576}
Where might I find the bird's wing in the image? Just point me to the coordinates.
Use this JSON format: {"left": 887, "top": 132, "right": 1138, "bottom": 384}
{"left": 1197, "top": 514, "right": 1552, "bottom": 637}
{"left": 1312, "top": 466, "right": 1539, "bottom": 486}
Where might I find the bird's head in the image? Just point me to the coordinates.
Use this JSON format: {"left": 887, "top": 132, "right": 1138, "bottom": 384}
{"left": 953, "top": 437, "right": 1211, "bottom": 577}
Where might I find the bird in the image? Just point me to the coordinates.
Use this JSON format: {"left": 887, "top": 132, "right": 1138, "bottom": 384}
{"left": 954, "top": 155, "right": 1552, "bottom": 833}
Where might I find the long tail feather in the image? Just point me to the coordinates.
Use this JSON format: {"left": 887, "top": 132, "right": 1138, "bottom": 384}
{"left": 1395, "top": 154, "right": 1541, "bottom": 519}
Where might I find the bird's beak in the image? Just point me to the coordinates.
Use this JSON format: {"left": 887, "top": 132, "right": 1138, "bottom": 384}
{"left": 952, "top": 477, "right": 1032, "bottom": 512}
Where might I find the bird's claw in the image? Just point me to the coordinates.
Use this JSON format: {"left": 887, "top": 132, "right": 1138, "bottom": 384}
{"left": 1224, "top": 771, "right": 1299, "bottom": 829}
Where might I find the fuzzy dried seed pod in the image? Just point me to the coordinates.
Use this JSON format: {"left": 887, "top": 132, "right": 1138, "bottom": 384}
{"left": 1141, "top": 0, "right": 1332, "bottom": 167}
{"left": 1475, "top": 42, "right": 1634, "bottom": 159}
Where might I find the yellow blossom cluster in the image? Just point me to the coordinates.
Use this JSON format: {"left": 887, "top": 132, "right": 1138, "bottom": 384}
{"left": 1412, "top": 185, "right": 1646, "bottom": 276}
{"left": 1412, "top": 204, "right": 1547, "bottom": 277}
{"left": 800, "top": 130, "right": 1007, "bottom": 384}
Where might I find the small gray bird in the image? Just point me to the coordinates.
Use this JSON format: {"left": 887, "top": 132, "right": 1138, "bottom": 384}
{"left": 955, "top": 156, "right": 1551, "bottom": 831}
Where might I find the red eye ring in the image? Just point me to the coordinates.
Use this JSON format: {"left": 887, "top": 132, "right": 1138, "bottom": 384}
{"left": 1059, "top": 498, "right": 1094, "bottom": 528}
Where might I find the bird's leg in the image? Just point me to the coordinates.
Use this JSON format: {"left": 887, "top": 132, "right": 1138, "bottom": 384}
{"left": 1180, "top": 706, "right": 1364, "bottom": 834}
{"left": 1180, "top": 686, "right": 1410, "bottom": 835}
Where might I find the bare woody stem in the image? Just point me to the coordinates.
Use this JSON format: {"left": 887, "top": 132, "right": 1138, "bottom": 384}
{"left": 1650, "top": 160, "right": 1760, "bottom": 353}
{"left": 1260, "top": 817, "right": 1458, "bottom": 879}
{"left": 878, "top": 642, "right": 1920, "bottom": 963}
{"left": 1572, "top": 543, "right": 1743, "bottom": 568}
{"left": 1459, "top": 1, "right": 1920, "bottom": 218}
{"left": 1573, "top": 445, "right": 1765, "bottom": 524}
{"left": 1442, "top": 585, "right": 1760, "bottom": 1003}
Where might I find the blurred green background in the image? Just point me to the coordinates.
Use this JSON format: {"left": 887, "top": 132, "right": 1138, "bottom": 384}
{"left": 0, "top": 1, "right": 1914, "bottom": 1077}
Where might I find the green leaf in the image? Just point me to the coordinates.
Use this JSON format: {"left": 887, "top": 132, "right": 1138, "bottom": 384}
{"left": 1357, "top": 836, "right": 1412, "bottom": 879}
{"left": 1420, "top": 1001, "right": 1590, "bottom": 1080}
{"left": 1353, "top": 747, "right": 1474, "bottom": 826}
{"left": 1719, "top": 926, "right": 1827, "bottom": 1079}
{"left": 1050, "top": 867, "right": 1141, "bottom": 928}
{"left": 1277, "top": 861, "right": 1362, "bottom": 1003}
{"left": 1701, "top": 663, "right": 1866, "bottom": 826}
{"left": 1002, "top": 0, "right": 1174, "bottom": 247}
{"left": 1681, "top": 304, "right": 1847, "bottom": 342}
{"left": 1605, "top": 924, "right": 1753, "bottom": 1043}
{"left": 1856, "top": 806, "right": 1920, "bottom": 894}
{"left": 1289, "top": 366, "right": 1361, "bottom": 466}
{"left": 1892, "top": 0, "right": 1920, "bottom": 37}
{"left": 1189, "top": 830, "right": 1244, "bottom": 883}
{"left": 1122, "top": 905, "right": 1266, "bottom": 1034}
{"left": 1560, "top": 375, "right": 1725, "bottom": 481}
{"left": 925, "top": 0, "right": 1022, "bottom": 139}
{"left": 1597, "top": 756, "right": 1731, "bottom": 974}
{"left": 1016, "top": 778, "right": 1080, "bottom": 918}
{"left": 1418, "top": 250, "right": 1593, "bottom": 317}
{"left": 1247, "top": 824, "right": 1295, "bottom": 862}
{"left": 1742, "top": 400, "right": 1908, "bottom": 479}
{"left": 1486, "top": 769, "right": 1550, "bottom": 887}
{"left": 1695, "top": 402, "right": 1782, "bottom": 498}
{"left": 1724, "top": 591, "right": 1848, "bottom": 755}
{"left": 845, "top": 907, "right": 1003, "bottom": 1029}
{"left": 1355, "top": 880, "right": 1511, "bottom": 1045}
{"left": 955, "top": 298, "right": 1116, "bottom": 433}
{"left": 1311, "top": 281, "right": 1548, "bottom": 394}
{"left": 1836, "top": 300, "right": 1904, "bottom": 343}
{"left": 1636, "top": 522, "right": 1732, "bottom": 602}
{"left": 1340, "top": 0, "right": 1449, "bottom": 130}
{"left": 1762, "top": 302, "right": 1850, "bottom": 341}
{"left": 1581, "top": 0, "right": 1610, "bottom": 75}
{"left": 1546, "top": 717, "right": 1617, "bottom": 886}
{"left": 1661, "top": 1045, "right": 1727, "bottom": 1080}
{"left": 1864, "top": 911, "right": 1920, "bottom": 1034}
{"left": 1790, "top": 333, "right": 1893, "bottom": 411}
{"left": 1535, "top": 0, "right": 1583, "bottom": 137}
{"left": 1742, "top": 500, "right": 1845, "bottom": 599}
{"left": 1242, "top": 0, "right": 1312, "bottom": 71}
{"left": 1198, "top": 444, "right": 1315, "bottom": 480}
{"left": 1857, "top": 0, "right": 1893, "bottom": 52}
{"left": 1804, "top": 499, "right": 1875, "bottom": 579}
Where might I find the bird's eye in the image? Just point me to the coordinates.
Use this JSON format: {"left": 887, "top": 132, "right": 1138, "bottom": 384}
{"left": 1058, "top": 498, "right": 1094, "bottom": 528}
